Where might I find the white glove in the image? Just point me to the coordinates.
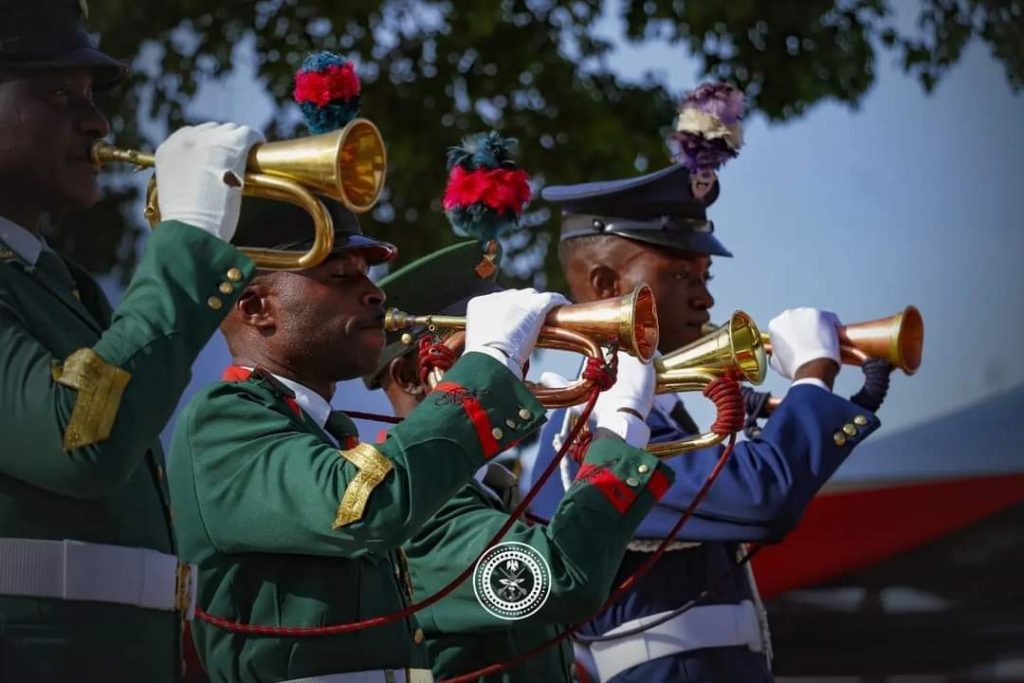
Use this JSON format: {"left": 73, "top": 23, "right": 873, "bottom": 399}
{"left": 154, "top": 122, "right": 265, "bottom": 242}
{"left": 465, "top": 288, "right": 569, "bottom": 378}
{"left": 592, "top": 352, "right": 654, "bottom": 447}
{"left": 767, "top": 307, "right": 841, "bottom": 380}
{"left": 538, "top": 371, "right": 571, "bottom": 390}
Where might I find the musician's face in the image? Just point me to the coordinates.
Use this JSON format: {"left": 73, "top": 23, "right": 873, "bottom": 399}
{"left": 616, "top": 245, "right": 715, "bottom": 353}
{"left": 269, "top": 252, "right": 387, "bottom": 381}
{"left": 0, "top": 69, "right": 110, "bottom": 212}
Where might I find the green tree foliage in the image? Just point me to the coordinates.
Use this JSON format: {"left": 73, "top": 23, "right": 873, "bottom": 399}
{"left": 55, "top": 0, "right": 1022, "bottom": 289}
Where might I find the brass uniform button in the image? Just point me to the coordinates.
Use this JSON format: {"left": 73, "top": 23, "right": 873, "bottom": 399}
{"left": 637, "top": 464, "right": 650, "bottom": 474}
{"left": 491, "top": 427, "right": 503, "bottom": 440}
{"left": 414, "top": 628, "right": 425, "bottom": 644}
{"left": 207, "top": 296, "right": 223, "bottom": 311}
{"left": 843, "top": 423, "right": 857, "bottom": 437}
{"left": 218, "top": 282, "right": 234, "bottom": 295}
{"left": 833, "top": 431, "right": 847, "bottom": 447}
{"left": 518, "top": 408, "right": 532, "bottom": 420}
{"left": 626, "top": 477, "right": 640, "bottom": 487}
{"left": 854, "top": 415, "right": 869, "bottom": 426}
{"left": 226, "top": 267, "right": 243, "bottom": 282}
{"left": 505, "top": 418, "right": 517, "bottom": 429}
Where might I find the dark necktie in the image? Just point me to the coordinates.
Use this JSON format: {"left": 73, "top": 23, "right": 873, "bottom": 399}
{"left": 669, "top": 400, "right": 700, "bottom": 435}
{"left": 648, "top": 398, "right": 699, "bottom": 443}
{"left": 35, "top": 250, "right": 79, "bottom": 297}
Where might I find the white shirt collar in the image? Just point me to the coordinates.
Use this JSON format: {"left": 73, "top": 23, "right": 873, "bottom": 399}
{"left": 0, "top": 215, "right": 48, "bottom": 266}
{"left": 268, "top": 372, "right": 333, "bottom": 430}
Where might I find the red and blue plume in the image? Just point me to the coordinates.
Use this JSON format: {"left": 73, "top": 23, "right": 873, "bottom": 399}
{"left": 442, "top": 131, "right": 532, "bottom": 245}
{"left": 293, "top": 51, "right": 361, "bottom": 134}
{"left": 668, "top": 82, "right": 746, "bottom": 174}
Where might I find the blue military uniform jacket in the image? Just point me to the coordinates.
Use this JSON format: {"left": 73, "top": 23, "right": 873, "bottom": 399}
{"left": 527, "top": 383, "right": 880, "bottom": 681}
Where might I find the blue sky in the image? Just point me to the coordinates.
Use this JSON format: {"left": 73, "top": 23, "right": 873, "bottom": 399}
{"left": 144, "top": 3, "right": 1024, "bottom": 455}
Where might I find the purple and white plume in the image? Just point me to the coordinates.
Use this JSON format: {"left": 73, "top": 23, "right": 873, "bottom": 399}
{"left": 669, "top": 82, "right": 746, "bottom": 175}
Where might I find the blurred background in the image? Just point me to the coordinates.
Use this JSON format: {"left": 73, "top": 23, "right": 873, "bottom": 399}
{"left": 66, "top": 1, "right": 1022, "bottom": 680}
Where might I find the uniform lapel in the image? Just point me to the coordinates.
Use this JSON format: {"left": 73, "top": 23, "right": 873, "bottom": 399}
{"left": 64, "top": 258, "right": 113, "bottom": 327}
{"left": 17, "top": 253, "right": 104, "bottom": 334}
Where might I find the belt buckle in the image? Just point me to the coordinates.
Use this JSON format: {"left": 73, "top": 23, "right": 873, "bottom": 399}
{"left": 406, "top": 669, "right": 435, "bottom": 683}
{"left": 175, "top": 562, "right": 196, "bottom": 620}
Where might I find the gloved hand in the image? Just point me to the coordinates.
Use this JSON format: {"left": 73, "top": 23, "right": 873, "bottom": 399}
{"left": 593, "top": 352, "right": 655, "bottom": 420}
{"left": 591, "top": 351, "right": 654, "bottom": 447}
{"left": 767, "top": 307, "right": 841, "bottom": 380}
{"left": 154, "top": 122, "right": 265, "bottom": 242}
{"left": 538, "top": 371, "right": 571, "bottom": 390}
{"left": 465, "top": 288, "right": 569, "bottom": 378}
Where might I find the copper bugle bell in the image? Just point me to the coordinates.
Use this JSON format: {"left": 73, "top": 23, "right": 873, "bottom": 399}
{"left": 91, "top": 118, "right": 388, "bottom": 270}
{"left": 384, "top": 284, "right": 660, "bottom": 408}
{"left": 760, "top": 305, "right": 924, "bottom": 375}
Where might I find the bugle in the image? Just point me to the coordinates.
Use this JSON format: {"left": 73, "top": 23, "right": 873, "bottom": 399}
{"left": 384, "top": 284, "right": 659, "bottom": 408}
{"left": 92, "top": 118, "right": 387, "bottom": 270}
{"left": 758, "top": 305, "right": 924, "bottom": 412}
{"left": 648, "top": 310, "right": 767, "bottom": 456}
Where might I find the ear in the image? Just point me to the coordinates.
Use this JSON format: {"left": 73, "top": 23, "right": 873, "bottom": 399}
{"left": 235, "top": 283, "right": 275, "bottom": 332}
{"left": 588, "top": 264, "right": 621, "bottom": 300}
{"left": 388, "top": 354, "right": 423, "bottom": 396}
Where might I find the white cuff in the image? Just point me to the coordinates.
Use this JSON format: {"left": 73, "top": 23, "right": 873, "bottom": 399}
{"left": 791, "top": 377, "right": 831, "bottom": 393}
{"left": 595, "top": 411, "right": 652, "bottom": 448}
{"left": 465, "top": 348, "right": 523, "bottom": 379}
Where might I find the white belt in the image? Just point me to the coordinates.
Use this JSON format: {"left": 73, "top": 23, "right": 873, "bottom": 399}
{"left": 282, "top": 670, "right": 434, "bottom": 683}
{"left": 0, "top": 538, "right": 196, "bottom": 618}
{"left": 587, "top": 601, "right": 764, "bottom": 681}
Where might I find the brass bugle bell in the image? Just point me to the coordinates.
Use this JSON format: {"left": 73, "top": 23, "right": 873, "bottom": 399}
{"left": 384, "top": 284, "right": 660, "bottom": 408}
{"left": 647, "top": 311, "right": 768, "bottom": 457}
{"left": 91, "top": 118, "right": 388, "bottom": 270}
{"left": 759, "top": 305, "right": 924, "bottom": 375}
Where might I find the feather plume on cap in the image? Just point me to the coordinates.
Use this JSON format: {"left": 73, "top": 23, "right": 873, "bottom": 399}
{"left": 442, "top": 131, "right": 532, "bottom": 277}
{"left": 293, "top": 51, "right": 362, "bottom": 134}
{"left": 668, "top": 82, "right": 746, "bottom": 200}
{"left": 670, "top": 83, "right": 745, "bottom": 168}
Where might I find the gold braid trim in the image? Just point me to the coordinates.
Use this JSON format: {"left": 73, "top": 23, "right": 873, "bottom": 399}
{"left": 333, "top": 443, "right": 394, "bottom": 529}
{"left": 53, "top": 348, "right": 131, "bottom": 451}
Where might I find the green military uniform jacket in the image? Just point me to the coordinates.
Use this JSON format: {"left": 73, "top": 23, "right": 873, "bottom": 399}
{"left": 0, "top": 220, "right": 253, "bottom": 682}
{"left": 404, "top": 436, "right": 674, "bottom": 682}
{"left": 168, "top": 352, "right": 546, "bottom": 682}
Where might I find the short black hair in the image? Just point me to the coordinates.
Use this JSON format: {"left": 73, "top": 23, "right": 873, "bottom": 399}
{"left": 556, "top": 233, "right": 623, "bottom": 269}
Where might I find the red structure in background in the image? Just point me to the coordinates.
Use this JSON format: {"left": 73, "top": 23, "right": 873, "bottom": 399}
{"left": 753, "top": 473, "right": 1024, "bottom": 600}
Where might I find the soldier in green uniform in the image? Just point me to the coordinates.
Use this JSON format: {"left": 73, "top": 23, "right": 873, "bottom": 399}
{"left": 167, "top": 200, "right": 574, "bottom": 682}
{"left": 361, "top": 241, "right": 676, "bottom": 682}
{"left": 0, "top": 2, "right": 265, "bottom": 681}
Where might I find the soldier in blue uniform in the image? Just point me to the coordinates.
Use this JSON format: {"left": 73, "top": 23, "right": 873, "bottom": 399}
{"left": 526, "top": 163, "right": 885, "bottom": 682}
